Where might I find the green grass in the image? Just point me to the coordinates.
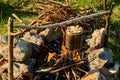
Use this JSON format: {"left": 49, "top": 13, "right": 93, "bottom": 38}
{"left": 110, "top": 5, "right": 120, "bottom": 30}
{"left": 0, "top": 2, "right": 37, "bottom": 34}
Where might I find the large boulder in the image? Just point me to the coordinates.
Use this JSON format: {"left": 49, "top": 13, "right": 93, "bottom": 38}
{"left": 0, "top": 38, "right": 32, "bottom": 62}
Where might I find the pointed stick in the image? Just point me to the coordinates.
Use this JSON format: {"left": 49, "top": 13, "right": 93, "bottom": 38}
{"left": 8, "top": 17, "right": 14, "bottom": 80}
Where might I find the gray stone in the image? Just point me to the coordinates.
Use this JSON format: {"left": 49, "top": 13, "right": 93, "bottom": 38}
{"left": 23, "top": 32, "right": 45, "bottom": 58}
{"left": 0, "top": 38, "right": 32, "bottom": 62}
{"left": 39, "top": 27, "right": 61, "bottom": 42}
{"left": 88, "top": 48, "right": 113, "bottom": 69}
{"left": 86, "top": 28, "right": 106, "bottom": 49}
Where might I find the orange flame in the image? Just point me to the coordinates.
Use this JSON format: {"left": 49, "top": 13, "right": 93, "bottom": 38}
{"left": 72, "top": 50, "right": 81, "bottom": 61}
{"left": 47, "top": 52, "right": 56, "bottom": 62}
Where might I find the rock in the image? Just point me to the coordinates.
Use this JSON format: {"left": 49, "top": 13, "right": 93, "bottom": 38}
{"left": 22, "top": 32, "right": 45, "bottom": 58}
{"left": 86, "top": 28, "right": 106, "bottom": 49}
{"left": 81, "top": 70, "right": 106, "bottom": 80}
{"left": 13, "top": 39, "right": 32, "bottom": 62}
{"left": 88, "top": 48, "right": 113, "bottom": 69}
{"left": 100, "top": 62, "right": 120, "bottom": 76}
{"left": 24, "top": 58, "right": 36, "bottom": 72}
{"left": 39, "top": 27, "right": 61, "bottom": 42}
{"left": 0, "top": 38, "right": 32, "bottom": 62}
{"left": 0, "top": 62, "right": 32, "bottom": 79}
{"left": 23, "top": 32, "right": 44, "bottom": 46}
{"left": 0, "top": 35, "right": 8, "bottom": 44}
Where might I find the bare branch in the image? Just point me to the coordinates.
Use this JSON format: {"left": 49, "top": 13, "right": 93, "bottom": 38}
{"left": 13, "top": 11, "right": 110, "bottom": 29}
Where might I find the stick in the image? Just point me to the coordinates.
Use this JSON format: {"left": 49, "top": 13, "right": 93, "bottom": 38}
{"left": 13, "top": 9, "right": 38, "bottom": 15}
{"left": 36, "top": 57, "right": 87, "bottom": 73}
{"left": 103, "top": 0, "right": 107, "bottom": 11}
{"left": 50, "top": 60, "right": 86, "bottom": 73}
{"left": 104, "top": 1, "right": 115, "bottom": 47}
{"left": 76, "top": 67, "right": 88, "bottom": 74}
{"left": 104, "top": 0, "right": 108, "bottom": 47}
{"left": 64, "top": 70, "right": 70, "bottom": 80}
{"left": 8, "top": 17, "right": 14, "bottom": 80}
{"left": 71, "top": 69, "right": 77, "bottom": 80}
{"left": 13, "top": 11, "right": 110, "bottom": 29}
{"left": 12, "top": 13, "right": 24, "bottom": 24}
{"left": 10, "top": 20, "right": 36, "bottom": 36}
{"left": 48, "top": 0, "right": 67, "bottom": 6}
{"left": 10, "top": 20, "right": 37, "bottom": 36}
{"left": 10, "top": 29, "right": 27, "bottom": 36}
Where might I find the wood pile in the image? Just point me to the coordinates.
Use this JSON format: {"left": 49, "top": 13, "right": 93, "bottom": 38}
{"left": 26, "top": 0, "right": 103, "bottom": 32}
{"left": 29, "top": 1, "right": 76, "bottom": 27}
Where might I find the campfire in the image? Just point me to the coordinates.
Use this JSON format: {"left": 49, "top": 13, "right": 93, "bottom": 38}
{"left": 34, "top": 25, "right": 89, "bottom": 80}
{"left": 47, "top": 25, "right": 83, "bottom": 66}
{"left": 0, "top": 1, "right": 119, "bottom": 80}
